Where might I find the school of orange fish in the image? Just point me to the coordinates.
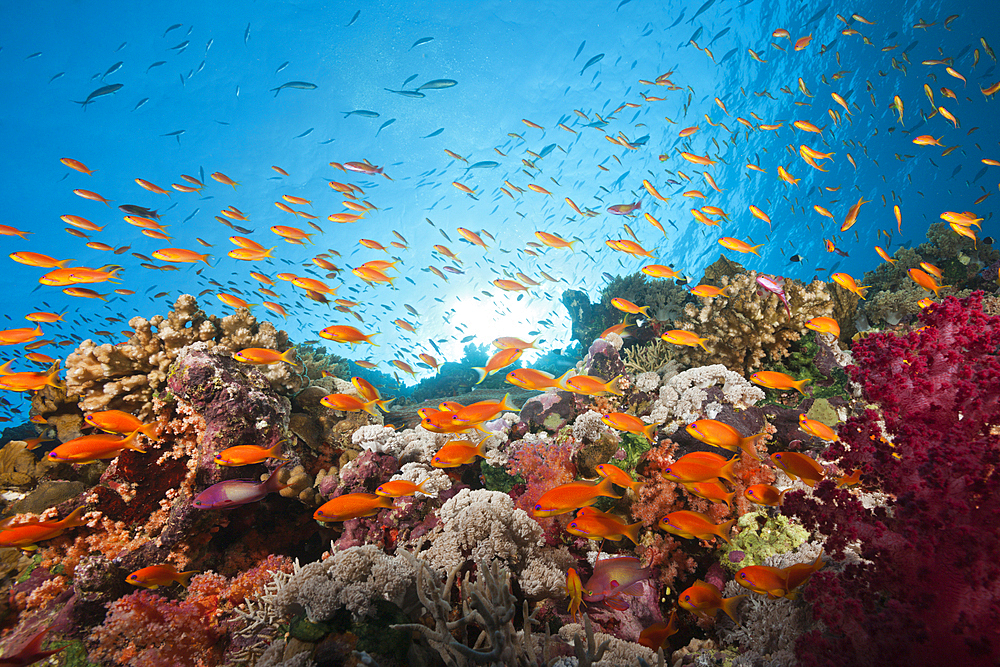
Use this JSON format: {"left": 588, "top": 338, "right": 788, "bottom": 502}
{"left": 0, "top": 3, "right": 998, "bottom": 660}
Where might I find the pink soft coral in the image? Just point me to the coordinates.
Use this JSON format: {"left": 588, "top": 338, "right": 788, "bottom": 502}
{"left": 782, "top": 293, "right": 1000, "bottom": 667}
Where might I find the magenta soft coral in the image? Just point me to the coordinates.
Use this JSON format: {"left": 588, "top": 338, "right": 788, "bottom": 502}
{"left": 782, "top": 292, "right": 1000, "bottom": 667}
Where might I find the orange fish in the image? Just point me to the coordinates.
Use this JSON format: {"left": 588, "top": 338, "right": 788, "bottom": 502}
{"left": 567, "top": 506, "right": 642, "bottom": 544}
{"left": 535, "top": 230, "right": 576, "bottom": 250}
{"left": 473, "top": 347, "right": 522, "bottom": 384}
{"left": 770, "top": 451, "right": 825, "bottom": 486}
{"left": 320, "top": 393, "right": 380, "bottom": 416}
{"left": 566, "top": 568, "right": 586, "bottom": 621}
{"left": 601, "top": 412, "right": 657, "bottom": 443}
{"left": 375, "top": 479, "right": 429, "bottom": 497}
{"left": 682, "top": 478, "right": 736, "bottom": 507}
{"left": 431, "top": 435, "right": 492, "bottom": 467}
{"left": 610, "top": 298, "right": 649, "bottom": 316}
{"left": 0, "top": 506, "right": 87, "bottom": 550}
{"left": 85, "top": 410, "right": 158, "bottom": 438}
{"left": 319, "top": 325, "right": 378, "bottom": 346}
{"left": 152, "top": 248, "right": 212, "bottom": 264}
{"left": 73, "top": 189, "right": 112, "bottom": 206}
{"left": 0, "top": 324, "right": 43, "bottom": 345}
{"left": 505, "top": 367, "right": 571, "bottom": 391}
{"left": 0, "top": 368, "right": 61, "bottom": 392}
{"left": 750, "top": 370, "right": 810, "bottom": 395}
{"left": 798, "top": 415, "right": 838, "bottom": 441}
{"left": 908, "top": 268, "right": 942, "bottom": 297}
{"left": 454, "top": 394, "right": 518, "bottom": 424}
{"left": 234, "top": 348, "right": 298, "bottom": 365}
{"left": 641, "top": 264, "right": 680, "bottom": 279}
{"left": 840, "top": 195, "right": 871, "bottom": 232}
{"left": 792, "top": 120, "right": 823, "bottom": 134}
{"left": 532, "top": 477, "right": 621, "bottom": 517}
{"left": 0, "top": 225, "right": 31, "bottom": 239}
{"left": 661, "top": 329, "right": 710, "bottom": 352}
{"left": 9, "top": 252, "right": 72, "bottom": 269}
{"left": 749, "top": 205, "right": 772, "bottom": 227}
{"left": 637, "top": 610, "right": 679, "bottom": 650}
{"left": 686, "top": 419, "right": 765, "bottom": 461}
{"left": 831, "top": 272, "right": 868, "bottom": 299}
{"left": 135, "top": 178, "right": 171, "bottom": 196}
{"left": 594, "top": 463, "right": 641, "bottom": 494}
{"left": 744, "top": 483, "right": 786, "bottom": 506}
{"left": 564, "top": 374, "right": 623, "bottom": 396}
{"left": 47, "top": 430, "right": 146, "bottom": 463}
{"left": 662, "top": 451, "right": 738, "bottom": 485}
{"left": 61, "top": 157, "right": 95, "bottom": 174}
{"left": 658, "top": 509, "right": 734, "bottom": 544}
{"left": 211, "top": 171, "right": 240, "bottom": 188}
{"left": 805, "top": 316, "right": 840, "bottom": 338}
{"left": 127, "top": 564, "right": 198, "bottom": 589}
{"left": 214, "top": 441, "right": 287, "bottom": 467}
{"left": 314, "top": 493, "right": 395, "bottom": 522}
{"left": 677, "top": 579, "right": 746, "bottom": 624}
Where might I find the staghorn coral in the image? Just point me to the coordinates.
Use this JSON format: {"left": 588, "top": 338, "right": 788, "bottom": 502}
{"left": 43, "top": 294, "right": 300, "bottom": 420}
{"left": 670, "top": 271, "right": 834, "bottom": 374}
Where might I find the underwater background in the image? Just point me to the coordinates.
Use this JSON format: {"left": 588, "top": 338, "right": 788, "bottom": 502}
{"left": 0, "top": 0, "right": 998, "bottom": 665}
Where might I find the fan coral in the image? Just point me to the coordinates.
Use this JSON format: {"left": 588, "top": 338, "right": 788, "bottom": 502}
{"left": 782, "top": 292, "right": 1000, "bottom": 667}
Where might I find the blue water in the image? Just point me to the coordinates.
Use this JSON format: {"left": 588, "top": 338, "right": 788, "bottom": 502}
{"left": 1, "top": 0, "right": 998, "bottom": 420}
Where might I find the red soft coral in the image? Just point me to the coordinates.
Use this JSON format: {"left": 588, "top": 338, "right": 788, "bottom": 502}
{"left": 782, "top": 292, "right": 1000, "bottom": 667}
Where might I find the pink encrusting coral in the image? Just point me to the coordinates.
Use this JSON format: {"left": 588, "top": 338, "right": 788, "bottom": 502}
{"left": 782, "top": 292, "right": 1000, "bottom": 667}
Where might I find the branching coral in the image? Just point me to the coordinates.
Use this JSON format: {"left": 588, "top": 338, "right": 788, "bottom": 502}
{"left": 669, "top": 271, "right": 834, "bottom": 374}
{"left": 781, "top": 292, "right": 1000, "bottom": 667}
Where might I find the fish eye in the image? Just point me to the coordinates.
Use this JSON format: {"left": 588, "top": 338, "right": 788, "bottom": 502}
{"left": 683, "top": 594, "right": 690, "bottom": 601}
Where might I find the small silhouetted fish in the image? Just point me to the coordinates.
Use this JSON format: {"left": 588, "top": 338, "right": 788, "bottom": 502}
{"left": 244, "top": 23, "right": 251, "bottom": 45}
{"left": 973, "top": 166, "right": 988, "bottom": 183}
{"left": 384, "top": 88, "right": 425, "bottom": 98}
{"left": 689, "top": 0, "right": 716, "bottom": 22}
{"left": 669, "top": 10, "right": 686, "bottom": 28}
{"left": 74, "top": 83, "right": 123, "bottom": 109}
{"left": 205, "top": 39, "right": 213, "bottom": 53}
{"left": 161, "top": 129, "right": 185, "bottom": 144}
{"left": 102, "top": 61, "right": 123, "bottom": 80}
{"left": 789, "top": 254, "right": 803, "bottom": 262}
{"left": 116, "top": 41, "right": 127, "bottom": 52}
{"left": 183, "top": 209, "right": 199, "bottom": 223}
{"left": 422, "top": 128, "right": 444, "bottom": 138}
{"left": 411, "top": 37, "right": 433, "bottom": 49}
{"left": 708, "top": 27, "right": 730, "bottom": 45}
{"left": 403, "top": 73, "right": 419, "bottom": 87}
{"left": 467, "top": 161, "right": 499, "bottom": 169}
{"left": 120, "top": 205, "right": 160, "bottom": 219}
{"left": 319, "top": 138, "right": 335, "bottom": 144}
{"left": 25, "top": 52, "right": 42, "bottom": 59}
{"left": 574, "top": 41, "right": 586, "bottom": 60}
{"left": 233, "top": 225, "right": 253, "bottom": 234}
{"left": 271, "top": 81, "right": 317, "bottom": 96}
{"left": 347, "top": 9, "right": 360, "bottom": 26}
{"left": 617, "top": 0, "right": 633, "bottom": 10}
{"left": 132, "top": 97, "right": 149, "bottom": 111}
{"left": 49, "top": 72, "right": 65, "bottom": 83}
{"left": 343, "top": 109, "right": 379, "bottom": 118}
{"left": 460, "top": 335, "right": 475, "bottom": 343}
{"left": 295, "top": 128, "right": 314, "bottom": 138}
{"left": 275, "top": 61, "right": 289, "bottom": 74}
{"left": 984, "top": 236, "right": 995, "bottom": 245}
{"left": 580, "top": 53, "right": 603, "bottom": 75}
{"left": 163, "top": 23, "right": 182, "bottom": 37}
{"left": 170, "top": 40, "right": 189, "bottom": 51}
{"left": 417, "top": 79, "right": 457, "bottom": 90}
{"left": 216, "top": 120, "right": 229, "bottom": 125}
{"left": 147, "top": 61, "right": 166, "bottom": 72}
{"left": 375, "top": 118, "right": 396, "bottom": 136}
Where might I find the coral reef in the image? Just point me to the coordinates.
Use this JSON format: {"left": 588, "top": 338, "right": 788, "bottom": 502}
{"left": 669, "top": 271, "right": 835, "bottom": 374}
{"left": 782, "top": 293, "right": 1000, "bottom": 667}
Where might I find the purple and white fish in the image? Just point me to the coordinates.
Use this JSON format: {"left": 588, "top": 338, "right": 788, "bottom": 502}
{"left": 755, "top": 274, "right": 792, "bottom": 320}
{"left": 192, "top": 463, "right": 288, "bottom": 510}
{"left": 583, "top": 556, "right": 651, "bottom": 611}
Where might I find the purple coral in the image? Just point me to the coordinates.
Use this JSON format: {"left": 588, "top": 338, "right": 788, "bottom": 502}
{"left": 782, "top": 292, "right": 1000, "bottom": 667}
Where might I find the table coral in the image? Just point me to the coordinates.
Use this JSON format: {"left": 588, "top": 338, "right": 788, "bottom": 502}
{"left": 782, "top": 292, "right": 1000, "bottom": 667}
{"left": 670, "top": 271, "right": 834, "bottom": 374}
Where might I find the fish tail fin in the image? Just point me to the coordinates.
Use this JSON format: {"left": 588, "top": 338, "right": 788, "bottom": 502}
{"left": 474, "top": 435, "right": 493, "bottom": 459}
{"left": 623, "top": 521, "right": 642, "bottom": 545}
{"left": 720, "top": 594, "right": 746, "bottom": 625}
{"left": 265, "top": 441, "right": 286, "bottom": 460}
{"left": 56, "top": 258, "right": 75, "bottom": 268}
{"left": 139, "top": 422, "right": 160, "bottom": 440}
{"left": 716, "top": 518, "right": 736, "bottom": 545}
{"left": 363, "top": 333, "right": 379, "bottom": 347}
{"left": 697, "top": 339, "right": 711, "bottom": 353}
{"left": 642, "top": 422, "right": 658, "bottom": 444}
{"left": 595, "top": 475, "right": 622, "bottom": 500}
{"left": 264, "top": 462, "right": 289, "bottom": 493}
{"left": 605, "top": 375, "right": 624, "bottom": 396}
{"left": 123, "top": 429, "right": 147, "bottom": 453}
{"left": 795, "top": 378, "right": 812, "bottom": 396}
{"left": 45, "top": 367, "right": 63, "bottom": 390}
{"left": 638, "top": 305, "right": 651, "bottom": 317}
{"left": 176, "top": 570, "right": 199, "bottom": 588}
{"left": 361, "top": 399, "right": 381, "bottom": 417}
{"left": 554, "top": 369, "right": 574, "bottom": 391}
{"left": 738, "top": 433, "right": 765, "bottom": 461}
{"left": 719, "top": 457, "right": 739, "bottom": 485}
{"left": 473, "top": 367, "right": 488, "bottom": 385}
{"left": 59, "top": 505, "right": 88, "bottom": 528}
{"left": 498, "top": 393, "right": 517, "bottom": 412}
{"left": 751, "top": 244, "right": 763, "bottom": 256}
{"left": 279, "top": 348, "right": 299, "bottom": 366}
{"left": 376, "top": 397, "right": 396, "bottom": 413}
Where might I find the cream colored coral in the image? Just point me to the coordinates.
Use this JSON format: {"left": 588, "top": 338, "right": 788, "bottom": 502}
{"left": 557, "top": 623, "right": 655, "bottom": 666}
{"left": 645, "top": 364, "right": 765, "bottom": 432}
